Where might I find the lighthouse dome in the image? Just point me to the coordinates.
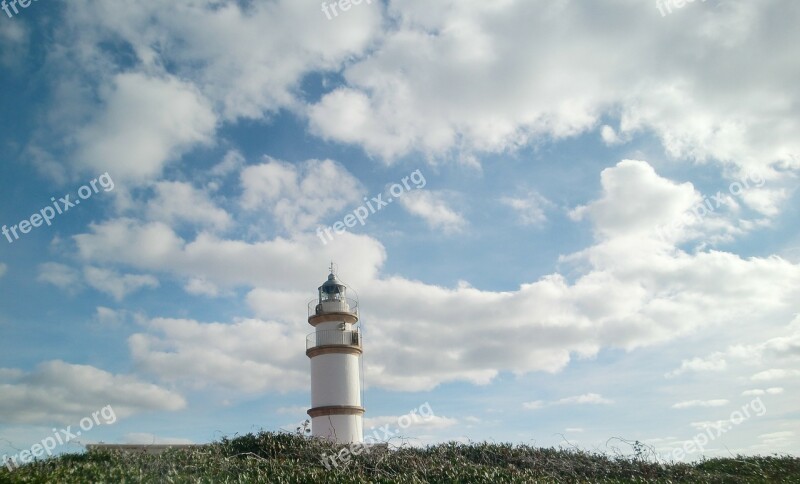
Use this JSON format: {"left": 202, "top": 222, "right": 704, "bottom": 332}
{"left": 321, "top": 273, "right": 344, "bottom": 291}
{"left": 312, "top": 269, "right": 358, "bottom": 319}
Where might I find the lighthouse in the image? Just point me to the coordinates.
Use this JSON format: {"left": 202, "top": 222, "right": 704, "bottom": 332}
{"left": 306, "top": 266, "right": 364, "bottom": 443}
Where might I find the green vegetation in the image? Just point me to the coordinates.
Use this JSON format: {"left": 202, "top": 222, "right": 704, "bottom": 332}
{"left": 1, "top": 431, "right": 797, "bottom": 483}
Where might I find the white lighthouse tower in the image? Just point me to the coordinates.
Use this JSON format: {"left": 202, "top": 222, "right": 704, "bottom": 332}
{"left": 306, "top": 266, "right": 364, "bottom": 443}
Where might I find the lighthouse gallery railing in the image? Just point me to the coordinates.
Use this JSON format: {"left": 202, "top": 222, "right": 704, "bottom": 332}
{"left": 308, "top": 298, "right": 359, "bottom": 318}
{"left": 306, "top": 329, "right": 362, "bottom": 350}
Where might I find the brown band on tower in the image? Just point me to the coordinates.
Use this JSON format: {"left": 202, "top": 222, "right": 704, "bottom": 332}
{"left": 307, "top": 345, "right": 363, "bottom": 358}
{"left": 308, "top": 313, "right": 359, "bottom": 326}
{"left": 307, "top": 405, "right": 365, "bottom": 418}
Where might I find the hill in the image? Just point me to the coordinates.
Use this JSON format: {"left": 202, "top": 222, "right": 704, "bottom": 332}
{"left": 1, "top": 432, "right": 797, "bottom": 483}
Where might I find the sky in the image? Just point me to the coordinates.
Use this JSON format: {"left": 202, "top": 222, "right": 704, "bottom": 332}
{"left": 1, "top": 0, "right": 799, "bottom": 465}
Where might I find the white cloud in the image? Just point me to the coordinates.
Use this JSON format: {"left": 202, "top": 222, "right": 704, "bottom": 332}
{"left": 667, "top": 327, "right": 800, "bottom": 379}
{"left": 672, "top": 399, "right": 729, "bottom": 409}
{"left": 73, "top": 218, "right": 386, "bottom": 292}
{"left": 210, "top": 150, "right": 245, "bottom": 178}
{"left": 0, "top": 262, "right": 6, "bottom": 278}
{"left": 36, "top": 0, "right": 382, "bottom": 182}
{"left": 555, "top": 393, "right": 614, "bottom": 406}
{"left": 145, "top": 181, "right": 232, "bottom": 231}
{"left": 69, "top": 160, "right": 800, "bottom": 393}
{"left": 738, "top": 186, "right": 790, "bottom": 217}
{"left": 83, "top": 267, "right": 160, "bottom": 302}
{"left": 751, "top": 369, "right": 800, "bottom": 381}
{"left": 399, "top": 190, "right": 466, "bottom": 233}
{"left": 755, "top": 431, "right": 795, "bottom": 449}
{"left": 129, "top": 317, "right": 308, "bottom": 393}
{"left": 689, "top": 419, "right": 735, "bottom": 431}
{"left": 36, "top": 263, "right": 82, "bottom": 293}
{"left": 0, "top": 20, "right": 28, "bottom": 69}
{"left": 600, "top": 125, "right": 626, "bottom": 146}
{"left": 76, "top": 73, "right": 216, "bottom": 182}
{"left": 666, "top": 353, "right": 728, "bottom": 378}
{"left": 241, "top": 157, "right": 364, "bottom": 232}
{"left": 500, "top": 192, "right": 552, "bottom": 226}
{"left": 94, "top": 306, "right": 128, "bottom": 327}
{"left": 184, "top": 278, "right": 221, "bottom": 298}
{"left": 37, "top": 263, "right": 158, "bottom": 300}
{"left": 569, "top": 160, "right": 702, "bottom": 241}
{"left": 65, "top": 0, "right": 380, "bottom": 121}
{"left": 522, "top": 400, "right": 545, "bottom": 410}
{"left": 364, "top": 415, "right": 458, "bottom": 431}
{"left": 0, "top": 361, "right": 185, "bottom": 425}
{"left": 308, "top": 0, "right": 800, "bottom": 180}
{"left": 524, "top": 393, "right": 613, "bottom": 410}
{"left": 742, "top": 387, "right": 784, "bottom": 396}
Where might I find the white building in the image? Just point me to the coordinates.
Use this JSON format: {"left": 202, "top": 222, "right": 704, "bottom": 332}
{"left": 306, "top": 269, "right": 364, "bottom": 443}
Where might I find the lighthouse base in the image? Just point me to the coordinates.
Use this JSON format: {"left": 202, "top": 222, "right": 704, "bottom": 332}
{"left": 308, "top": 406, "right": 364, "bottom": 444}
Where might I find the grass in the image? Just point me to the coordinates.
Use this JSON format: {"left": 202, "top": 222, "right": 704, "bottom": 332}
{"left": 0, "top": 431, "right": 797, "bottom": 483}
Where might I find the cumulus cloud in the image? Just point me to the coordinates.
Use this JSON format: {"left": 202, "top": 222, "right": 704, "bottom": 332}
{"left": 0, "top": 20, "right": 28, "bottom": 69}
{"left": 600, "top": 125, "right": 626, "bottom": 146}
{"left": 0, "top": 361, "right": 185, "bottom": 425}
{"left": 667, "top": 328, "right": 800, "bottom": 379}
{"left": 569, "top": 160, "right": 702, "bottom": 241}
{"left": 398, "top": 190, "right": 466, "bottom": 233}
{"left": 241, "top": 157, "right": 364, "bottom": 232}
{"left": 184, "top": 278, "right": 221, "bottom": 298}
{"left": 36, "top": 262, "right": 158, "bottom": 301}
{"left": 94, "top": 306, "right": 128, "bottom": 327}
{"left": 129, "top": 317, "right": 309, "bottom": 393}
{"left": 754, "top": 431, "right": 795, "bottom": 449}
{"left": 555, "top": 393, "right": 614, "bottom": 405}
{"left": 75, "top": 73, "right": 217, "bottom": 182}
{"left": 364, "top": 414, "right": 458, "bottom": 431}
{"left": 145, "top": 181, "right": 232, "bottom": 231}
{"left": 522, "top": 400, "right": 546, "bottom": 410}
{"left": 83, "top": 266, "right": 160, "bottom": 301}
{"left": 751, "top": 369, "right": 800, "bottom": 381}
{"left": 672, "top": 399, "right": 729, "bottom": 409}
{"left": 500, "top": 191, "right": 553, "bottom": 226}
{"left": 524, "top": 393, "right": 613, "bottom": 410}
{"left": 73, "top": 218, "right": 385, "bottom": 292}
{"left": 309, "top": 0, "right": 800, "bottom": 179}
{"left": 31, "top": 0, "right": 382, "bottom": 182}
{"left": 210, "top": 150, "right": 245, "bottom": 178}
{"left": 741, "top": 388, "right": 784, "bottom": 396}
{"left": 62, "top": 158, "right": 800, "bottom": 393}
{"left": 666, "top": 353, "right": 728, "bottom": 378}
{"left": 36, "top": 263, "right": 82, "bottom": 293}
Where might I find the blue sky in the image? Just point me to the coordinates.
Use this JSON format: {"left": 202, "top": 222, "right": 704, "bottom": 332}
{"left": 1, "top": 0, "right": 799, "bottom": 464}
